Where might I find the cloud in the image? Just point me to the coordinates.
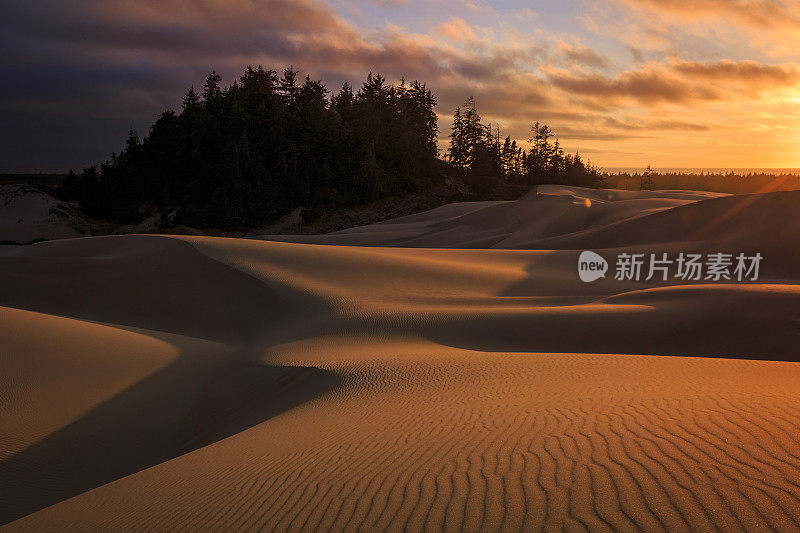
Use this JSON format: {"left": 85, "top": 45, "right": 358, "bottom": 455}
{"left": 458, "top": 0, "right": 495, "bottom": 13}
{"left": 2, "top": 0, "right": 800, "bottom": 168}
{"left": 0, "top": 0, "right": 557, "bottom": 166}
{"left": 549, "top": 68, "right": 720, "bottom": 105}
{"left": 551, "top": 128, "right": 647, "bottom": 141}
{"left": 614, "top": 0, "right": 800, "bottom": 30}
{"left": 557, "top": 42, "right": 610, "bottom": 69}
{"left": 0, "top": 1, "right": 544, "bottom": 86}
{"left": 435, "top": 75, "right": 553, "bottom": 119}
{"left": 435, "top": 17, "right": 477, "bottom": 44}
{"left": 0, "top": 0, "right": 363, "bottom": 64}
{"left": 607, "top": 0, "right": 800, "bottom": 57}
{"left": 549, "top": 58, "right": 800, "bottom": 106}
{"left": 630, "top": 47, "right": 645, "bottom": 63}
{"left": 672, "top": 59, "right": 800, "bottom": 87}
{"left": 602, "top": 117, "right": 712, "bottom": 132}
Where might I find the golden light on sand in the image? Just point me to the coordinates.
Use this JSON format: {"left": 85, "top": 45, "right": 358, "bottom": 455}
{"left": 4, "top": 186, "right": 800, "bottom": 530}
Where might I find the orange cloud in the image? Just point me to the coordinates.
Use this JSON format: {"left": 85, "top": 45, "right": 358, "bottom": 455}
{"left": 602, "top": 117, "right": 712, "bottom": 131}
{"left": 550, "top": 58, "right": 800, "bottom": 106}
{"left": 549, "top": 68, "right": 720, "bottom": 105}
{"left": 615, "top": 0, "right": 800, "bottom": 29}
{"left": 672, "top": 59, "right": 800, "bottom": 87}
{"left": 435, "top": 17, "right": 477, "bottom": 44}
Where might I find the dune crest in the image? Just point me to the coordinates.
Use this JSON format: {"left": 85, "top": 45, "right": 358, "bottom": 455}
{"left": 259, "top": 185, "right": 730, "bottom": 248}
{"left": 2, "top": 187, "right": 800, "bottom": 530}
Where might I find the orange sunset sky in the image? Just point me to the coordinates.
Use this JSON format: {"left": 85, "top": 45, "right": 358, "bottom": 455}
{"left": 2, "top": 0, "right": 800, "bottom": 169}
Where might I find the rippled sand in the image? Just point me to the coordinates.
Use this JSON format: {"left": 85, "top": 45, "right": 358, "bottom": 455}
{"left": 2, "top": 186, "right": 800, "bottom": 531}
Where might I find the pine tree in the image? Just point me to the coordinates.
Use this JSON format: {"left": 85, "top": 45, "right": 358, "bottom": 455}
{"left": 124, "top": 127, "right": 141, "bottom": 154}
{"left": 448, "top": 106, "right": 465, "bottom": 171}
{"left": 67, "top": 65, "right": 447, "bottom": 228}
{"left": 501, "top": 136, "right": 512, "bottom": 176}
{"left": 279, "top": 67, "right": 299, "bottom": 104}
{"left": 202, "top": 71, "right": 223, "bottom": 102}
{"left": 462, "top": 96, "right": 483, "bottom": 170}
{"left": 182, "top": 86, "right": 200, "bottom": 110}
{"left": 641, "top": 163, "right": 653, "bottom": 190}
{"left": 331, "top": 82, "right": 354, "bottom": 115}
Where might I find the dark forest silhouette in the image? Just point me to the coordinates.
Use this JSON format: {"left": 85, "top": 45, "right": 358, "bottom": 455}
{"left": 446, "top": 96, "right": 602, "bottom": 196}
{"left": 58, "top": 66, "right": 602, "bottom": 229}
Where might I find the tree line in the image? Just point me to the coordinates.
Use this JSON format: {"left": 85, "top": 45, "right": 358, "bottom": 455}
{"left": 605, "top": 170, "right": 800, "bottom": 194}
{"left": 58, "top": 66, "right": 602, "bottom": 229}
{"left": 447, "top": 96, "right": 602, "bottom": 194}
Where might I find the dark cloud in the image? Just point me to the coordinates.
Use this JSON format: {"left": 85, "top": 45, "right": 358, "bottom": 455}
{"left": 630, "top": 47, "right": 645, "bottom": 63}
{"left": 2, "top": 0, "right": 797, "bottom": 168}
{"left": 0, "top": 0, "right": 559, "bottom": 167}
{"left": 558, "top": 43, "right": 610, "bottom": 69}
{"left": 549, "top": 69, "right": 720, "bottom": 104}
{"left": 0, "top": 0, "right": 444, "bottom": 167}
{"left": 434, "top": 75, "right": 553, "bottom": 120}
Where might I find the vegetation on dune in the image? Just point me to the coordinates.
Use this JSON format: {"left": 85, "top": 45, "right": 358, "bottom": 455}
{"left": 59, "top": 67, "right": 439, "bottom": 228}
{"left": 56, "top": 66, "right": 602, "bottom": 229}
{"left": 30, "top": 61, "right": 800, "bottom": 233}
{"left": 606, "top": 171, "right": 800, "bottom": 194}
{"left": 446, "top": 96, "right": 603, "bottom": 195}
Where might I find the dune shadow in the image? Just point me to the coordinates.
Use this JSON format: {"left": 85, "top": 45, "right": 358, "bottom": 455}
{"left": 0, "top": 352, "right": 341, "bottom": 526}
{"left": 423, "top": 244, "right": 800, "bottom": 361}
{"left": 0, "top": 235, "right": 312, "bottom": 343}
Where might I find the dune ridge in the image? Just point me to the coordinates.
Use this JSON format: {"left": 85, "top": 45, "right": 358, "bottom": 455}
{"left": 2, "top": 186, "right": 800, "bottom": 531}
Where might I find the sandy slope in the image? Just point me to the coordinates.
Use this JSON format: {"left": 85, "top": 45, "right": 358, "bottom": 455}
{"left": 258, "top": 185, "right": 730, "bottom": 249}
{"left": 0, "top": 184, "right": 90, "bottom": 243}
{"left": 2, "top": 186, "right": 800, "bottom": 531}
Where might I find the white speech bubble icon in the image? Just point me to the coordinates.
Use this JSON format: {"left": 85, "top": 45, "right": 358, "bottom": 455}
{"left": 578, "top": 251, "right": 608, "bottom": 282}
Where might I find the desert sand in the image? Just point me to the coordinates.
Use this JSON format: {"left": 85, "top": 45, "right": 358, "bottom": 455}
{"left": 2, "top": 185, "right": 800, "bottom": 531}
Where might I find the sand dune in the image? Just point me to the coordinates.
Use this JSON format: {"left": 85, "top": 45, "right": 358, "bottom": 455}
{"left": 2, "top": 186, "right": 800, "bottom": 531}
{"left": 260, "top": 185, "right": 730, "bottom": 249}
{"left": 0, "top": 184, "right": 89, "bottom": 243}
